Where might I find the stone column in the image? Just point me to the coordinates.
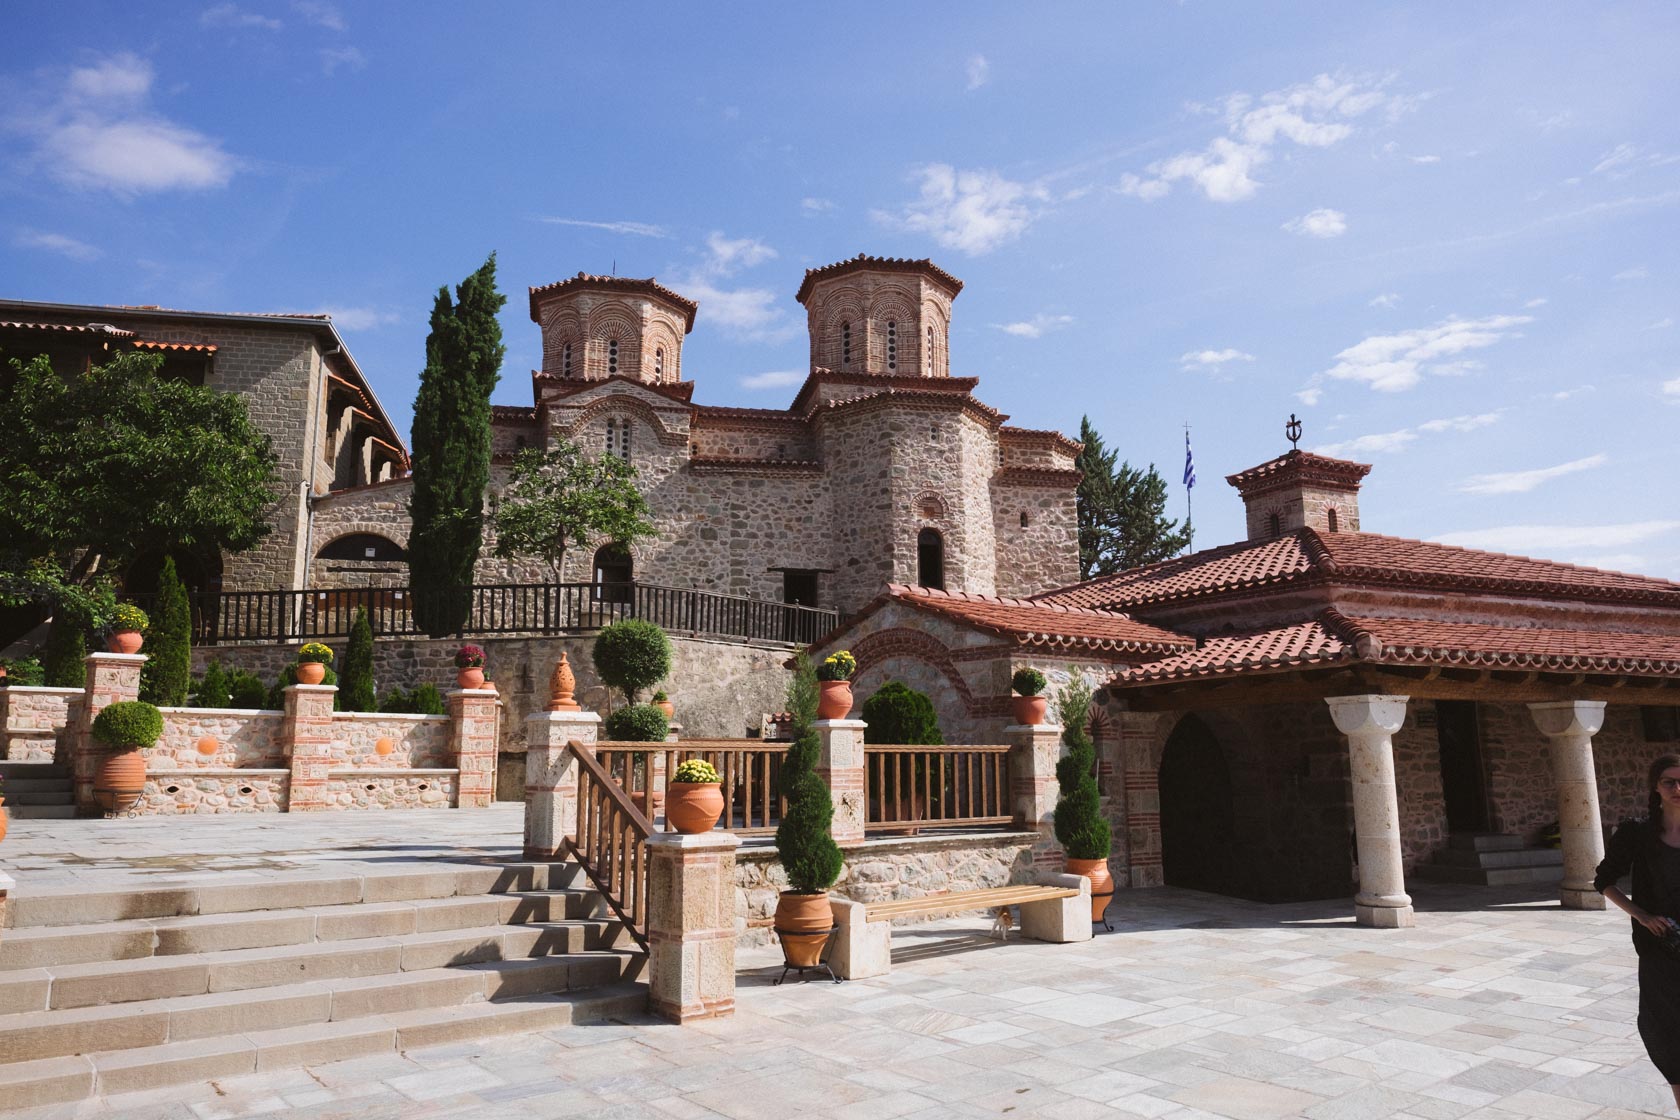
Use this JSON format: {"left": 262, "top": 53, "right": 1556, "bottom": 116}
{"left": 1117, "top": 711, "right": 1167, "bottom": 888}
{"left": 646, "top": 831, "right": 740, "bottom": 1023}
{"left": 1007, "top": 721, "right": 1064, "bottom": 867}
{"left": 72, "top": 653, "right": 145, "bottom": 814}
{"left": 1529, "top": 701, "right": 1609, "bottom": 911}
{"left": 523, "top": 709, "right": 600, "bottom": 859}
{"left": 447, "top": 688, "right": 500, "bottom": 808}
{"left": 283, "top": 684, "right": 338, "bottom": 812}
{"left": 1325, "top": 695, "right": 1413, "bottom": 929}
{"left": 814, "top": 718, "right": 867, "bottom": 843}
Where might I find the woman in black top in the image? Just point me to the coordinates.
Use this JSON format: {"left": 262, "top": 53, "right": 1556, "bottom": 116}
{"left": 1596, "top": 751, "right": 1680, "bottom": 1109}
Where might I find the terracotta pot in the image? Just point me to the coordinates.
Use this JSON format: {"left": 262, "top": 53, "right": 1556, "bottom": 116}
{"left": 774, "top": 891, "right": 834, "bottom": 968}
{"left": 654, "top": 699, "right": 675, "bottom": 719}
{"left": 1066, "top": 857, "right": 1115, "bottom": 925}
{"left": 107, "top": 630, "right": 144, "bottom": 655}
{"left": 94, "top": 748, "right": 147, "bottom": 816}
{"left": 0, "top": 797, "right": 8, "bottom": 845}
{"left": 816, "top": 680, "right": 853, "bottom": 720}
{"left": 456, "top": 667, "right": 485, "bottom": 689}
{"left": 1012, "top": 695, "right": 1048, "bottom": 726}
{"left": 295, "top": 662, "right": 327, "bottom": 685}
{"left": 666, "top": 782, "right": 724, "bottom": 833}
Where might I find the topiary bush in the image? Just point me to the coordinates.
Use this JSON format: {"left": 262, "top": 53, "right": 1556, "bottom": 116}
{"left": 775, "top": 652, "right": 843, "bottom": 893}
{"left": 140, "top": 557, "right": 192, "bottom": 706}
{"left": 861, "top": 681, "right": 943, "bottom": 745}
{"left": 91, "top": 700, "right": 164, "bottom": 749}
{"left": 603, "top": 703, "right": 670, "bottom": 743}
{"left": 592, "top": 619, "right": 671, "bottom": 704}
{"left": 338, "top": 607, "right": 375, "bottom": 712}
{"left": 193, "top": 662, "right": 232, "bottom": 709}
{"left": 1051, "top": 674, "right": 1110, "bottom": 860}
{"left": 378, "top": 684, "right": 446, "bottom": 715}
{"left": 228, "top": 669, "right": 268, "bottom": 709}
{"left": 1011, "top": 667, "right": 1047, "bottom": 697}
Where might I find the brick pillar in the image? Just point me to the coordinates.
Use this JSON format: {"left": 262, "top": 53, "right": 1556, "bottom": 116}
{"left": 1326, "top": 695, "right": 1413, "bottom": 929}
{"left": 1529, "top": 701, "right": 1609, "bottom": 911}
{"left": 1118, "top": 712, "right": 1166, "bottom": 888}
{"left": 524, "top": 709, "right": 601, "bottom": 859}
{"left": 72, "top": 653, "right": 145, "bottom": 814}
{"left": 447, "top": 688, "right": 500, "bottom": 808}
{"left": 283, "top": 684, "right": 338, "bottom": 812}
{"left": 646, "top": 831, "right": 741, "bottom": 1024}
{"left": 1007, "top": 720, "right": 1065, "bottom": 867}
{"left": 814, "top": 718, "right": 866, "bottom": 843}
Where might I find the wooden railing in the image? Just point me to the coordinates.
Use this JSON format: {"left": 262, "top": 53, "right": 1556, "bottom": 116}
{"left": 132, "top": 581, "right": 837, "bottom": 647}
{"left": 597, "top": 739, "right": 792, "bottom": 836}
{"left": 865, "top": 744, "right": 1013, "bottom": 832}
{"left": 564, "top": 739, "right": 652, "bottom": 949}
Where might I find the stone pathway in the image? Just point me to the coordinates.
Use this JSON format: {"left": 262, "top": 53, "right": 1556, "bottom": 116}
{"left": 1, "top": 809, "right": 1671, "bottom": 1118}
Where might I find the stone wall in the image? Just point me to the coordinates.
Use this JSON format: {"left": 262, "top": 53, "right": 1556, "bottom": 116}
{"left": 0, "top": 686, "right": 81, "bottom": 762}
{"left": 322, "top": 770, "right": 457, "bottom": 810}
{"left": 1480, "top": 700, "right": 1652, "bottom": 842}
{"left": 136, "top": 770, "right": 289, "bottom": 815}
{"left": 327, "top": 712, "right": 452, "bottom": 768}
{"left": 149, "top": 708, "right": 286, "bottom": 768}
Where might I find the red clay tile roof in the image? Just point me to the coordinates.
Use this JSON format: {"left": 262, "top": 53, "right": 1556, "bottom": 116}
{"left": 795, "top": 255, "right": 964, "bottom": 303}
{"left": 133, "top": 339, "right": 216, "bottom": 353}
{"left": 999, "top": 425, "right": 1082, "bottom": 456}
{"left": 490, "top": 404, "right": 538, "bottom": 423}
{"left": 886, "top": 585, "right": 1193, "bottom": 654}
{"left": 1225, "top": 449, "right": 1371, "bottom": 496}
{"left": 1036, "top": 528, "right": 1680, "bottom": 611}
{"left": 0, "top": 320, "right": 135, "bottom": 337}
{"left": 1116, "top": 616, "right": 1351, "bottom": 684}
{"left": 532, "top": 371, "right": 697, "bottom": 404}
{"left": 526, "top": 274, "right": 698, "bottom": 330}
{"left": 689, "top": 456, "right": 822, "bottom": 473}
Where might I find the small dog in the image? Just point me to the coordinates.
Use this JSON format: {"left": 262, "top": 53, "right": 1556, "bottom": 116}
{"left": 990, "top": 905, "right": 1014, "bottom": 940}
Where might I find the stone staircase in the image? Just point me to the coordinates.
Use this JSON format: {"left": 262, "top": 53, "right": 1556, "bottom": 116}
{"left": 0, "top": 759, "right": 76, "bottom": 820}
{"left": 1414, "top": 832, "right": 1564, "bottom": 886}
{"left": 0, "top": 860, "right": 646, "bottom": 1108}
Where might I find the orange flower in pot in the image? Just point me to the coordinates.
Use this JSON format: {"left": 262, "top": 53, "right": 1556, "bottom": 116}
{"left": 666, "top": 758, "right": 724, "bottom": 833}
{"left": 1010, "top": 667, "right": 1048, "bottom": 726}
{"left": 454, "top": 645, "right": 486, "bottom": 689}
{"left": 815, "top": 650, "right": 856, "bottom": 720}
{"left": 90, "top": 700, "right": 164, "bottom": 817}
{"left": 295, "top": 643, "right": 334, "bottom": 685}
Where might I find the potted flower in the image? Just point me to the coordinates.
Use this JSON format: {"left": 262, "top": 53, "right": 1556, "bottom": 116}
{"left": 652, "top": 690, "right": 675, "bottom": 719}
{"left": 107, "top": 603, "right": 150, "bottom": 655}
{"left": 90, "top": 700, "right": 164, "bottom": 816}
{"left": 667, "top": 758, "right": 724, "bottom": 833}
{"left": 1010, "top": 667, "right": 1048, "bottom": 726}
{"left": 814, "top": 650, "right": 856, "bottom": 720}
{"left": 455, "top": 644, "right": 486, "bottom": 689}
{"left": 296, "top": 643, "right": 334, "bottom": 685}
{"left": 1052, "top": 676, "right": 1114, "bottom": 926}
{"left": 774, "top": 653, "right": 845, "bottom": 970}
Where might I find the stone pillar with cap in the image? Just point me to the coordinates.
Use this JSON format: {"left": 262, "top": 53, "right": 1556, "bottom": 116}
{"left": 72, "top": 652, "right": 146, "bottom": 814}
{"left": 814, "top": 718, "right": 867, "bottom": 843}
{"left": 1529, "top": 700, "right": 1609, "bottom": 911}
{"left": 524, "top": 653, "right": 600, "bottom": 859}
{"left": 646, "top": 830, "right": 741, "bottom": 1023}
{"left": 1007, "top": 719, "right": 1065, "bottom": 867}
{"left": 1325, "top": 694, "right": 1413, "bottom": 928}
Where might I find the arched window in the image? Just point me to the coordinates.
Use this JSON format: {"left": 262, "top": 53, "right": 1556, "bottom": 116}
{"left": 654, "top": 347, "right": 664, "bottom": 379}
{"left": 605, "top": 418, "right": 631, "bottom": 461}
{"left": 316, "top": 533, "right": 407, "bottom": 562}
{"left": 1020, "top": 511, "right": 1030, "bottom": 528}
{"left": 605, "top": 418, "right": 618, "bottom": 457}
{"left": 886, "top": 320, "right": 897, "bottom": 371}
{"left": 841, "top": 321, "right": 852, "bottom": 368}
{"left": 563, "top": 342, "right": 573, "bottom": 376}
{"left": 1326, "top": 507, "right": 1339, "bottom": 533}
{"left": 1268, "top": 512, "right": 1282, "bottom": 539}
{"left": 926, "top": 326, "right": 935, "bottom": 375}
{"left": 607, "top": 339, "right": 619, "bottom": 374}
{"left": 917, "top": 527, "right": 945, "bottom": 590}
{"left": 592, "top": 542, "right": 633, "bottom": 604}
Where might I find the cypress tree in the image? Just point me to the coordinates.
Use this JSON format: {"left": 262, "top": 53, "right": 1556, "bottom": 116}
{"left": 338, "top": 607, "right": 376, "bottom": 712}
{"left": 140, "top": 557, "right": 191, "bottom": 706}
{"left": 407, "top": 254, "right": 506, "bottom": 636}
{"left": 41, "top": 613, "right": 87, "bottom": 687}
{"left": 774, "top": 652, "right": 843, "bottom": 893}
{"left": 1051, "top": 674, "right": 1110, "bottom": 860}
{"left": 194, "top": 662, "right": 231, "bottom": 709}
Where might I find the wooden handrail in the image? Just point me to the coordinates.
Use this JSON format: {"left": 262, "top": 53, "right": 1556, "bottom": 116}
{"left": 865, "top": 743, "right": 1013, "bottom": 831}
{"left": 564, "top": 739, "right": 653, "bottom": 948}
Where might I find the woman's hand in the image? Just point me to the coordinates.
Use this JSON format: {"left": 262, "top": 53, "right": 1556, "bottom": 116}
{"left": 1635, "top": 911, "right": 1677, "bottom": 937}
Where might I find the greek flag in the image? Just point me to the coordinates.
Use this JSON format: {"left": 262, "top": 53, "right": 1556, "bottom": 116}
{"left": 1183, "top": 432, "right": 1196, "bottom": 490}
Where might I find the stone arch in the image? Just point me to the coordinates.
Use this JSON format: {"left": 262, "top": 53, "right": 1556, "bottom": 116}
{"left": 541, "top": 308, "right": 584, "bottom": 375}
{"left": 315, "top": 531, "right": 407, "bottom": 562}
{"left": 868, "top": 291, "right": 918, "bottom": 373}
{"left": 568, "top": 394, "right": 686, "bottom": 446}
{"left": 314, "top": 519, "right": 411, "bottom": 550}
{"left": 645, "top": 322, "right": 682, "bottom": 382}
{"left": 586, "top": 308, "right": 642, "bottom": 377}
{"left": 849, "top": 627, "right": 979, "bottom": 721}
{"left": 915, "top": 491, "right": 948, "bottom": 521}
{"left": 921, "top": 300, "right": 949, "bottom": 377}
{"left": 816, "top": 293, "right": 866, "bottom": 371}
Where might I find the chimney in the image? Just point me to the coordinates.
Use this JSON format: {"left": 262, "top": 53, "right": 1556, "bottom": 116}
{"left": 1225, "top": 450, "right": 1371, "bottom": 541}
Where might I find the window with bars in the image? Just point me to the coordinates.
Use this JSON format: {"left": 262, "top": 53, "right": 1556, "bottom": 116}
{"left": 607, "top": 339, "right": 619, "bottom": 374}
{"left": 886, "top": 321, "right": 897, "bottom": 371}
{"left": 841, "top": 321, "right": 852, "bottom": 368}
{"left": 654, "top": 347, "right": 664, "bottom": 379}
{"left": 604, "top": 417, "right": 632, "bottom": 461}
{"left": 926, "top": 326, "right": 935, "bottom": 375}
{"left": 562, "top": 342, "right": 572, "bottom": 376}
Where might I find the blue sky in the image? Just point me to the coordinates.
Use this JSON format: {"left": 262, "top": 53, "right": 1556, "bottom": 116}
{"left": 4, "top": 3, "right": 1678, "bottom": 576}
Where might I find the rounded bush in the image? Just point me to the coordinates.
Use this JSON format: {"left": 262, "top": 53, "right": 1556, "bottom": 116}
{"left": 592, "top": 620, "right": 671, "bottom": 703}
{"left": 603, "top": 703, "right": 669, "bottom": 743}
{"left": 227, "top": 670, "right": 268, "bottom": 709}
{"left": 91, "top": 701, "right": 164, "bottom": 749}
{"left": 1011, "top": 667, "right": 1047, "bottom": 697}
{"left": 861, "top": 681, "right": 943, "bottom": 746}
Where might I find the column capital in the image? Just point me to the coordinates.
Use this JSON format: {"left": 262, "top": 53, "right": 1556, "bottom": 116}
{"left": 525, "top": 709, "right": 601, "bottom": 729}
{"left": 646, "top": 831, "right": 742, "bottom": 854}
{"left": 1325, "top": 694, "right": 1409, "bottom": 737}
{"left": 812, "top": 718, "right": 867, "bottom": 731}
{"left": 1527, "top": 700, "right": 1606, "bottom": 739}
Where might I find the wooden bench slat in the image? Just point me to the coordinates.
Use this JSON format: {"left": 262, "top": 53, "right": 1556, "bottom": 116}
{"left": 865, "top": 885, "right": 1077, "bottom": 921}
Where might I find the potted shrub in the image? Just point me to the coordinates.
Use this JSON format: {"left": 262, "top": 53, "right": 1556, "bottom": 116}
{"left": 1052, "top": 675, "right": 1113, "bottom": 925}
{"left": 774, "top": 652, "right": 845, "bottom": 968}
{"left": 90, "top": 700, "right": 164, "bottom": 816}
{"left": 652, "top": 689, "right": 675, "bottom": 719}
{"left": 107, "top": 603, "right": 149, "bottom": 655}
{"left": 602, "top": 703, "right": 670, "bottom": 818}
{"left": 861, "top": 681, "right": 943, "bottom": 832}
{"left": 667, "top": 758, "right": 724, "bottom": 833}
{"left": 295, "top": 643, "right": 334, "bottom": 685}
{"left": 1011, "top": 667, "right": 1048, "bottom": 726}
{"left": 814, "top": 650, "right": 856, "bottom": 720}
{"left": 455, "top": 644, "right": 486, "bottom": 689}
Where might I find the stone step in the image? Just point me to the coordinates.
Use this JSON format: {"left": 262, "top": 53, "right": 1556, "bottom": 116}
{"left": 0, "top": 950, "right": 642, "bottom": 1065}
{"left": 0, "top": 763, "right": 69, "bottom": 782}
{"left": 0, "top": 890, "right": 610, "bottom": 970}
{"left": 5, "top": 804, "right": 77, "bottom": 820}
{"left": 4, "top": 790, "right": 75, "bottom": 806}
{"left": 5, "top": 860, "right": 584, "bottom": 929}
{"left": 0, "top": 982, "right": 647, "bottom": 1107}
{"left": 0, "top": 919, "right": 630, "bottom": 1013}
{"left": 1413, "top": 862, "right": 1565, "bottom": 886}
{"left": 0, "top": 777, "right": 74, "bottom": 794}
{"left": 1446, "top": 832, "right": 1526, "bottom": 853}
{"left": 1432, "top": 846, "right": 1563, "bottom": 870}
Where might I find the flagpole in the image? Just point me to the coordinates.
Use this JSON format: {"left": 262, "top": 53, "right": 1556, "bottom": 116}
{"left": 1183, "top": 422, "right": 1194, "bottom": 554}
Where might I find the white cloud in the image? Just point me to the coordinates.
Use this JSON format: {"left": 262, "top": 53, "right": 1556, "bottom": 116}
{"left": 1592, "top": 142, "right": 1680, "bottom": 179}
{"left": 739, "top": 370, "right": 804, "bottom": 391}
{"left": 1283, "top": 207, "right": 1347, "bottom": 238}
{"left": 1455, "top": 453, "right": 1608, "bottom": 495}
{"left": 1432, "top": 521, "right": 1680, "bottom": 555}
{"left": 1315, "top": 411, "right": 1503, "bottom": 458}
{"left": 12, "top": 53, "right": 236, "bottom": 194}
{"left": 965, "top": 54, "right": 989, "bottom": 91}
{"left": 1295, "top": 386, "right": 1323, "bottom": 406}
{"left": 534, "top": 217, "right": 667, "bottom": 238}
{"left": 1664, "top": 375, "right": 1680, "bottom": 401}
{"left": 873, "top": 164, "right": 1046, "bottom": 256}
{"left": 1648, "top": 317, "right": 1674, "bottom": 330}
{"left": 1369, "top": 292, "right": 1401, "bottom": 309}
{"left": 1180, "top": 348, "right": 1255, "bottom": 368}
{"left": 1120, "top": 74, "right": 1408, "bottom": 203}
{"left": 1322, "top": 314, "right": 1534, "bottom": 392}
{"left": 800, "top": 197, "right": 835, "bottom": 214}
{"left": 1614, "top": 266, "right": 1649, "bottom": 281}
{"left": 14, "top": 229, "right": 100, "bottom": 261}
{"left": 1524, "top": 297, "right": 1548, "bottom": 308}
{"left": 1410, "top": 154, "right": 1441, "bottom": 164}
{"left": 292, "top": 0, "right": 345, "bottom": 29}
{"left": 310, "top": 306, "right": 398, "bottom": 331}
{"left": 320, "top": 46, "right": 365, "bottom": 75}
{"left": 200, "top": 4, "right": 281, "bottom": 30}
{"left": 1550, "top": 384, "right": 1595, "bottom": 401}
{"left": 703, "top": 232, "right": 776, "bottom": 277}
{"left": 1416, "top": 412, "right": 1502, "bottom": 433}
{"left": 997, "top": 314, "right": 1074, "bottom": 339}
{"left": 682, "top": 281, "right": 790, "bottom": 342}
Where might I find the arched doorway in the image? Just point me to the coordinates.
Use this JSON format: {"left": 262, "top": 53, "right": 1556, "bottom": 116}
{"left": 917, "top": 528, "right": 945, "bottom": 590}
{"left": 592, "top": 542, "right": 633, "bottom": 605}
{"left": 1158, "top": 714, "right": 1237, "bottom": 895}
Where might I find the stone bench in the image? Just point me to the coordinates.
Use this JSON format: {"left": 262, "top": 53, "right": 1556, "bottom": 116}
{"left": 829, "top": 873, "right": 1092, "bottom": 980}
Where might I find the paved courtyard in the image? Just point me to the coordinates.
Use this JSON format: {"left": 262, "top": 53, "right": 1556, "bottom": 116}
{"left": 1, "top": 808, "right": 1671, "bottom": 1119}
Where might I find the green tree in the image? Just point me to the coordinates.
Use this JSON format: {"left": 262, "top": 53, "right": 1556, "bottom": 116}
{"left": 491, "top": 440, "right": 653, "bottom": 580}
{"left": 861, "top": 682, "right": 943, "bottom": 745}
{"left": 592, "top": 620, "right": 671, "bottom": 706}
{"left": 40, "top": 614, "right": 87, "bottom": 688}
{"left": 774, "top": 652, "right": 844, "bottom": 893}
{"left": 194, "top": 662, "right": 232, "bottom": 709}
{"left": 1051, "top": 674, "right": 1109, "bottom": 860}
{"left": 1075, "top": 416, "right": 1191, "bottom": 579}
{"left": 140, "top": 557, "right": 192, "bottom": 706}
{"left": 338, "top": 607, "right": 376, "bottom": 712}
{"left": 407, "top": 254, "right": 505, "bottom": 636}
